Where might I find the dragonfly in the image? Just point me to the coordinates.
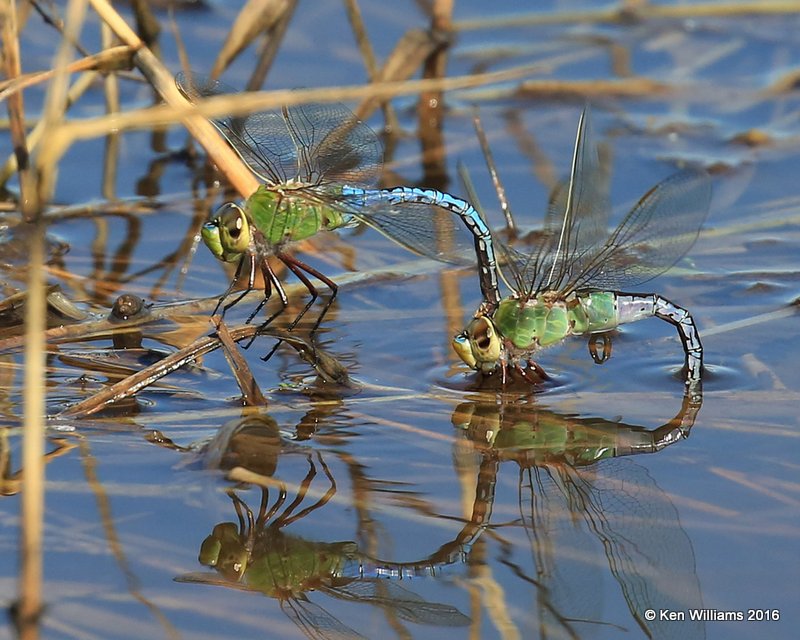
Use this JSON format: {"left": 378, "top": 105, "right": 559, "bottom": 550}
{"left": 453, "top": 398, "right": 705, "bottom": 639}
{"left": 176, "top": 72, "right": 499, "bottom": 333}
{"left": 176, "top": 488, "right": 470, "bottom": 639}
{"left": 452, "top": 107, "right": 711, "bottom": 386}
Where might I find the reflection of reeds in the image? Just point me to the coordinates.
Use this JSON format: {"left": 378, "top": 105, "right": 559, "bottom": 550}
{"left": 453, "top": 1, "right": 800, "bottom": 31}
{"left": 3, "top": 1, "right": 798, "bottom": 634}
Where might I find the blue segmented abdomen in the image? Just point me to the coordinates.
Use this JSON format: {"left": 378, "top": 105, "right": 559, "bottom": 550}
{"left": 338, "top": 552, "right": 468, "bottom": 579}
{"left": 341, "top": 185, "right": 500, "bottom": 307}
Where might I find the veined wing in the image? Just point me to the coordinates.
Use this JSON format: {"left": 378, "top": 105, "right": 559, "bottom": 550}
{"left": 521, "top": 465, "right": 605, "bottom": 637}
{"left": 281, "top": 596, "right": 366, "bottom": 640}
{"left": 175, "top": 72, "right": 382, "bottom": 188}
{"left": 571, "top": 459, "right": 705, "bottom": 640}
{"left": 176, "top": 572, "right": 364, "bottom": 640}
{"left": 523, "top": 458, "right": 704, "bottom": 640}
{"left": 343, "top": 196, "right": 483, "bottom": 266}
{"left": 504, "top": 107, "right": 612, "bottom": 295}
{"left": 563, "top": 168, "right": 711, "bottom": 294}
{"left": 323, "top": 579, "right": 470, "bottom": 627}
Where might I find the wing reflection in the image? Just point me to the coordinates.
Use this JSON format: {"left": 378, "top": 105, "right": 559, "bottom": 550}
{"left": 176, "top": 412, "right": 469, "bottom": 639}
{"left": 451, "top": 387, "right": 705, "bottom": 639}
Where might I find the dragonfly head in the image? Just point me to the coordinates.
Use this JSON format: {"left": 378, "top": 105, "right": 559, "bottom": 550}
{"left": 199, "top": 522, "right": 249, "bottom": 580}
{"left": 453, "top": 316, "right": 502, "bottom": 372}
{"left": 202, "top": 203, "right": 251, "bottom": 263}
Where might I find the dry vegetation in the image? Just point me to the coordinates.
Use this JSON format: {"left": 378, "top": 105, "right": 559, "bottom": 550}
{"left": 2, "top": 1, "right": 800, "bottom": 637}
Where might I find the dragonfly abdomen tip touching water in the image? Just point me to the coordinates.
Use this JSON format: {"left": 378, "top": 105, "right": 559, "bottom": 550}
{"left": 453, "top": 107, "right": 711, "bottom": 387}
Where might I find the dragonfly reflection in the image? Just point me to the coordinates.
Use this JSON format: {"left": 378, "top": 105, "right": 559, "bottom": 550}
{"left": 177, "top": 414, "right": 469, "bottom": 639}
{"left": 451, "top": 388, "right": 705, "bottom": 639}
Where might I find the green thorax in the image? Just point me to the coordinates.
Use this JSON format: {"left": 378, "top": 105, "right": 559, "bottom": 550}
{"left": 490, "top": 420, "right": 619, "bottom": 465}
{"left": 243, "top": 533, "right": 356, "bottom": 598}
{"left": 247, "top": 184, "right": 349, "bottom": 246}
{"left": 494, "top": 291, "right": 618, "bottom": 350}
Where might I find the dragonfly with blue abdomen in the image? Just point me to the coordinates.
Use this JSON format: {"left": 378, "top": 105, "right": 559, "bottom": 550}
{"left": 175, "top": 486, "right": 470, "bottom": 639}
{"left": 453, "top": 107, "right": 711, "bottom": 387}
{"left": 176, "top": 72, "right": 499, "bottom": 333}
{"left": 452, "top": 397, "right": 705, "bottom": 639}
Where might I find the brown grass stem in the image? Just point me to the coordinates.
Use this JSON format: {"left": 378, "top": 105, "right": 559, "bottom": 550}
{"left": 454, "top": 0, "right": 800, "bottom": 31}
{"left": 86, "top": 0, "right": 260, "bottom": 199}
{"left": 1, "top": 0, "right": 38, "bottom": 217}
{"left": 39, "top": 59, "right": 545, "bottom": 186}
{"left": 18, "top": 210, "right": 46, "bottom": 640}
{"left": 0, "top": 71, "right": 97, "bottom": 187}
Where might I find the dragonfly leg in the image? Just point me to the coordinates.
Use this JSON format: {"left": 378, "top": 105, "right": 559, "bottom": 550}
{"left": 242, "top": 260, "right": 287, "bottom": 350}
{"left": 273, "top": 455, "right": 316, "bottom": 527}
{"left": 280, "top": 253, "right": 339, "bottom": 337}
{"left": 214, "top": 253, "right": 256, "bottom": 318}
{"left": 514, "top": 359, "right": 548, "bottom": 384}
{"left": 258, "top": 253, "right": 338, "bottom": 364}
{"left": 228, "top": 489, "right": 252, "bottom": 536}
{"left": 255, "top": 486, "right": 270, "bottom": 529}
{"left": 652, "top": 295, "right": 703, "bottom": 383}
{"left": 280, "top": 255, "right": 321, "bottom": 332}
{"left": 262, "top": 482, "right": 288, "bottom": 524}
{"left": 246, "top": 259, "right": 287, "bottom": 325}
{"left": 527, "top": 359, "right": 550, "bottom": 381}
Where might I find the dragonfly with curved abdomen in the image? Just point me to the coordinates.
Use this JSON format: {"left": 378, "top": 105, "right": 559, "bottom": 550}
{"left": 175, "top": 487, "right": 470, "bottom": 639}
{"left": 176, "top": 72, "right": 499, "bottom": 333}
{"left": 452, "top": 107, "right": 711, "bottom": 387}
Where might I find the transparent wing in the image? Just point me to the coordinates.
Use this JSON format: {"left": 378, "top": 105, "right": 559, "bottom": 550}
{"left": 505, "top": 107, "right": 612, "bottom": 295}
{"left": 345, "top": 196, "right": 483, "bottom": 266}
{"left": 571, "top": 459, "right": 705, "bottom": 640}
{"left": 324, "top": 579, "right": 470, "bottom": 626}
{"left": 281, "top": 596, "right": 367, "bottom": 640}
{"left": 564, "top": 168, "right": 711, "bottom": 293}
{"left": 175, "top": 71, "right": 382, "bottom": 188}
{"left": 522, "top": 458, "right": 704, "bottom": 640}
{"left": 521, "top": 466, "right": 605, "bottom": 637}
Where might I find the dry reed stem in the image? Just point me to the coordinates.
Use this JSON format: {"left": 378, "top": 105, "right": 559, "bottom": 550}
{"left": 0, "top": 71, "right": 98, "bottom": 186}
{"left": 35, "top": 0, "right": 90, "bottom": 208}
{"left": 2, "top": 0, "right": 46, "bottom": 633}
{"left": 344, "top": 0, "right": 398, "bottom": 128}
{"left": 38, "top": 61, "right": 546, "bottom": 182}
{"left": 18, "top": 162, "right": 44, "bottom": 640}
{"left": 58, "top": 324, "right": 259, "bottom": 418}
{"left": 16, "top": 4, "right": 93, "bottom": 633}
{"left": 246, "top": 0, "right": 297, "bottom": 92}
{"left": 211, "top": 0, "right": 293, "bottom": 80}
{"left": 1, "top": 0, "right": 38, "bottom": 216}
{"left": 216, "top": 318, "right": 267, "bottom": 407}
{"left": 0, "top": 45, "right": 133, "bottom": 102}
{"left": 101, "top": 23, "right": 120, "bottom": 200}
{"left": 86, "top": 0, "right": 260, "bottom": 199}
{"left": 454, "top": 0, "right": 800, "bottom": 31}
{"left": 431, "top": 0, "right": 454, "bottom": 32}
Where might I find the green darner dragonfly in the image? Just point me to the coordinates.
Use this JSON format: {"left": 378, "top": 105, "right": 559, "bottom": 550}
{"left": 452, "top": 397, "right": 705, "bottom": 639}
{"left": 176, "top": 479, "right": 470, "bottom": 638}
{"left": 453, "top": 107, "right": 711, "bottom": 386}
{"left": 176, "top": 72, "right": 499, "bottom": 332}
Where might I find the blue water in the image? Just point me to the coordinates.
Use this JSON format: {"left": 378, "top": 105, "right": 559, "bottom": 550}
{"left": 1, "top": 2, "right": 799, "bottom": 639}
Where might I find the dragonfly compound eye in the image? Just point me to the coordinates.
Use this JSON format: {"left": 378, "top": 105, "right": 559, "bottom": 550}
{"left": 452, "top": 332, "right": 477, "bottom": 369}
{"left": 453, "top": 316, "right": 502, "bottom": 372}
{"left": 202, "top": 203, "right": 251, "bottom": 262}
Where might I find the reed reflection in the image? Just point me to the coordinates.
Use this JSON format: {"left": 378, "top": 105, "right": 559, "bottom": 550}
{"left": 451, "top": 387, "right": 705, "bottom": 639}
{"left": 176, "top": 412, "right": 469, "bottom": 639}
